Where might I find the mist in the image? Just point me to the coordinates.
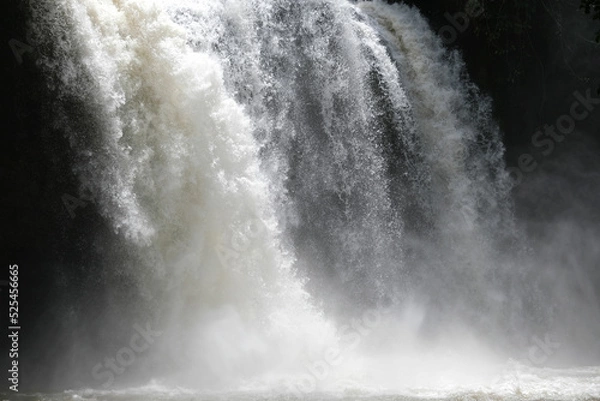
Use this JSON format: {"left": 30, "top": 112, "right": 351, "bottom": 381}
{"left": 2, "top": 0, "right": 600, "bottom": 399}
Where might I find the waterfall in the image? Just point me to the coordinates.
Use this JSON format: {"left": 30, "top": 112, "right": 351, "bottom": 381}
{"left": 25, "top": 0, "right": 598, "bottom": 397}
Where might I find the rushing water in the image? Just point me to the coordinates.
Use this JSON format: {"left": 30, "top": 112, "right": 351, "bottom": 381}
{"left": 20, "top": 0, "right": 600, "bottom": 399}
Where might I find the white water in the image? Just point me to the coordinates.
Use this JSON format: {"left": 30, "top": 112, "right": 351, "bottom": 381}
{"left": 27, "top": 0, "right": 600, "bottom": 398}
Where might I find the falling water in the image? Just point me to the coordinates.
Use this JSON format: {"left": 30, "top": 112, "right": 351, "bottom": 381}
{"left": 24, "top": 0, "right": 600, "bottom": 399}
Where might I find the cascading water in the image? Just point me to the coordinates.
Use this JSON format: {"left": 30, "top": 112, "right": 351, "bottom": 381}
{"left": 22, "top": 0, "right": 600, "bottom": 398}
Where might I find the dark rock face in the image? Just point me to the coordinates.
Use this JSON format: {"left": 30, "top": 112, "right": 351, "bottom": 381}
{"left": 389, "top": 0, "right": 600, "bottom": 149}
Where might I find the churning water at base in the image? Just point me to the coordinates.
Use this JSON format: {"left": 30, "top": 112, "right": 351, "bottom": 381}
{"left": 12, "top": 366, "right": 600, "bottom": 401}
{"left": 23, "top": 0, "right": 600, "bottom": 398}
